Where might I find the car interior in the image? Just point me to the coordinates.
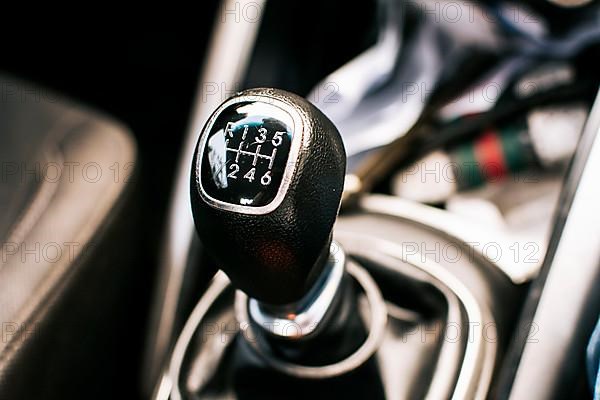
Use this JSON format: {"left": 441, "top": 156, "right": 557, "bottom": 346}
{"left": 1, "top": 1, "right": 599, "bottom": 399}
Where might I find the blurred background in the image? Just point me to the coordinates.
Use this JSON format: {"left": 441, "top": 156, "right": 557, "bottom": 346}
{"left": 0, "top": 0, "right": 599, "bottom": 398}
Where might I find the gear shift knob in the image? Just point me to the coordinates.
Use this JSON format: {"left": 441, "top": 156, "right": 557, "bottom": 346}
{"left": 191, "top": 88, "right": 345, "bottom": 305}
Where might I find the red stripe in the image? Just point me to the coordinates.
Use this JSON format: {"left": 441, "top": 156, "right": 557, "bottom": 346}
{"left": 474, "top": 130, "right": 507, "bottom": 181}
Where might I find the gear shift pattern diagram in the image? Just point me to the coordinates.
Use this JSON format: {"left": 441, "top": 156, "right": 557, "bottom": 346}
{"left": 198, "top": 101, "right": 295, "bottom": 209}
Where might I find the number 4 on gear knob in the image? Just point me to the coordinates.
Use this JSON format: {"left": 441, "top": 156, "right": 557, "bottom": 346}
{"left": 190, "top": 88, "right": 346, "bottom": 305}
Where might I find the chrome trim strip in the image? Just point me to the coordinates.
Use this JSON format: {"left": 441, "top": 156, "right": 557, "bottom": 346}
{"left": 507, "top": 88, "right": 600, "bottom": 400}
{"left": 335, "top": 231, "right": 496, "bottom": 400}
{"left": 248, "top": 242, "right": 345, "bottom": 337}
{"left": 167, "top": 272, "right": 231, "bottom": 400}
{"left": 235, "top": 260, "right": 388, "bottom": 379}
{"left": 143, "top": 0, "right": 266, "bottom": 393}
{"left": 359, "top": 195, "right": 544, "bottom": 284}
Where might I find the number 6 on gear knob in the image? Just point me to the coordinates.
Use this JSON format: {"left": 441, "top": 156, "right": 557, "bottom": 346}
{"left": 190, "top": 88, "right": 346, "bottom": 305}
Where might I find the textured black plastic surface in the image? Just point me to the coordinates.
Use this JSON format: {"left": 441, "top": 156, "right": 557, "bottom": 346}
{"left": 191, "top": 88, "right": 346, "bottom": 304}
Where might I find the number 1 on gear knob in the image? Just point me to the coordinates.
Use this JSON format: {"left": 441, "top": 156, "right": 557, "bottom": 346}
{"left": 191, "top": 88, "right": 346, "bottom": 305}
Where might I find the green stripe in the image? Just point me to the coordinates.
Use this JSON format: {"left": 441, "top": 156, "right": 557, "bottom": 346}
{"left": 451, "top": 143, "right": 484, "bottom": 189}
{"left": 500, "top": 126, "right": 529, "bottom": 172}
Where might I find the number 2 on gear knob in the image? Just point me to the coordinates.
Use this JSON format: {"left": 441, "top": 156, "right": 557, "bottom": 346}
{"left": 190, "top": 88, "right": 346, "bottom": 305}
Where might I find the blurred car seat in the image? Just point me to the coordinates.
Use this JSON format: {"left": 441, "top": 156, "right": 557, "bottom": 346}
{"left": 0, "top": 75, "right": 142, "bottom": 399}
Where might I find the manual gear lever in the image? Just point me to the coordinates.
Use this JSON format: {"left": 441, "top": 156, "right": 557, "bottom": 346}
{"left": 190, "top": 88, "right": 346, "bottom": 313}
{"left": 175, "top": 89, "right": 398, "bottom": 400}
{"left": 170, "top": 88, "right": 516, "bottom": 400}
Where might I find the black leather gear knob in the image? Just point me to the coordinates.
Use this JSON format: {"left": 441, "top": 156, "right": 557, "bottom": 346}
{"left": 190, "top": 88, "right": 346, "bottom": 305}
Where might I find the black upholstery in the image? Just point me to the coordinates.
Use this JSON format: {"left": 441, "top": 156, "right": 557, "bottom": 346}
{"left": 0, "top": 76, "right": 141, "bottom": 399}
